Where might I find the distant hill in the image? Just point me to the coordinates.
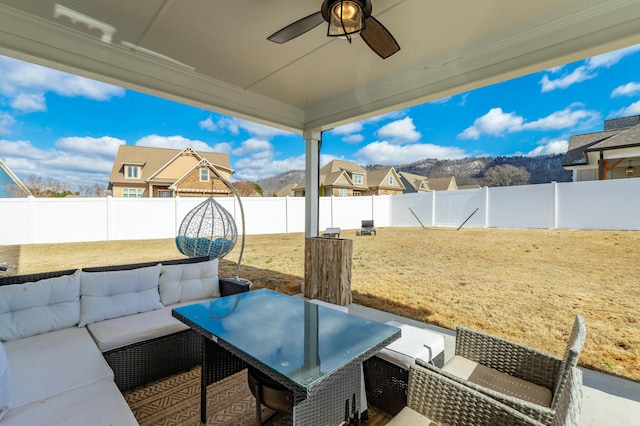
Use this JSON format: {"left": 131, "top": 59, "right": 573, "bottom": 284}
{"left": 255, "top": 154, "right": 572, "bottom": 196}
{"left": 257, "top": 170, "right": 306, "bottom": 197}
{"left": 379, "top": 153, "right": 572, "bottom": 186}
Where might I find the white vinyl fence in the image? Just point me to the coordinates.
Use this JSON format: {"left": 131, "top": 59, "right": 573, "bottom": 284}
{"left": 1, "top": 179, "right": 639, "bottom": 245}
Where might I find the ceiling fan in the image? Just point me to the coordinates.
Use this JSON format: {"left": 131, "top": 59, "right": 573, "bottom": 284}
{"left": 267, "top": 0, "right": 400, "bottom": 59}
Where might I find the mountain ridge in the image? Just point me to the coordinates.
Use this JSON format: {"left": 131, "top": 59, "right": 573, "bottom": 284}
{"left": 256, "top": 154, "right": 571, "bottom": 196}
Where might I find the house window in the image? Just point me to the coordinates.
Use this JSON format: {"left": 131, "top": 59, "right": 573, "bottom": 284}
{"left": 353, "top": 191, "right": 361, "bottom": 196}
{"left": 122, "top": 188, "right": 143, "bottom": 198}
{"left": 125, "top": 165, "right": 140, "bottom": 179}
{"left": 388, "top": 175, "right": 394, "bottom": 184}
{"left": 200, "top": 168, "right": 209, "bottom": 182}
{"left": 338, "top": 189, "right": 348, "bottom": 197}
{"left": 353, "top": 174, "right": 363, "bottom": 184}
{"left": 158, "top": 190, "right": 173, "bottom": 198}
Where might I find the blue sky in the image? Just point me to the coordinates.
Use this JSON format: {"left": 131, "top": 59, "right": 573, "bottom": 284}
{"left": 1, "top": 43, "right": 640, "bottom": 188}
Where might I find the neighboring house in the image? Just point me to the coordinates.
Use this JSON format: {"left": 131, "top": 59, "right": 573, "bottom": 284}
{"left": 108, "top": 146, "right": 234, "bottom": 198}
{"left": 458, "top": 183, "right": 482, "bottom": 190}
{"left": 399, "top": 171, "right": 430, "bottom": 193}
{"left": 0, "top": 159, "right": 32, "bottom": 197}
{"left": 366, "top": 167, "right": 405, "bottom": 195}
{"left": 399, "top": 171, "right": 458, "bottom": 193}
{"left": 293, "top": 160, "right": 404, "bottom": 196}
{"left": 274, "top": 183, "right": 297, "bottom": 197}
{"left": 563, "top": 115, "right": 640, "bottom": 181}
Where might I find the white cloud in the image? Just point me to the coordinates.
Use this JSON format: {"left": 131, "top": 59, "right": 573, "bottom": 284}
{"left": 342, "top": 134, "right": 364, "bottom": 144}
{"left": 525, "top": 139, "right": 569, "bottom": 156}
{"left": 55, "top": 136, "right": 124, "bottom": 158}
{"left": 355, "top": 141, "right": 466, "bottom": 164}
{"left": 0, "top": 136, "right": 125, "bottom": 187}
{"left": 0, "top": 112, "right": 16, "bottom": 135}
{"left": 199, "top": 117, "right": 217, "bottom": 131}
{"left": 0, "top": 56, "right": 124, "bottom": 102}
{"left": 587, "top": 44, "right": 640, "bottom": 69}
{"left": 135, "top": 134, "right": 214, "bottom": 152}
{"left": 540, "top": 66, "right": 595, "bottom": 92}
{"left": 459, "top": 105, "right": 599, "bottom": 140}
{"left": 376, "top": 117, "right": 421, "bottom": 144}
{"left": 523, "top": 104, "right": 599, "bottom": 131}
{"left": 232, "top": 154, "right": 306, "bottom": 181}
{"left": 10, "top": 93, "right": 46, "bottom": 112}
{"left": 458, "top": 108, "right": 524, "bottom": 139}
{"left": 216, "top": 117, "right": 292, "bottom": 139}
{"left": 331, "top": 122, "right": 363, "bottom": 135}
{"left": 610, "top": 100, "right": 640, "bottom": 118}
{"left": 540, "top": 44, "right": 640, "bottom": 92}
{"left": 611, "top": 82, "right": 640, "bottom": 97}
{"left": 231, "top": 138, "right": 273, "bottom": 156}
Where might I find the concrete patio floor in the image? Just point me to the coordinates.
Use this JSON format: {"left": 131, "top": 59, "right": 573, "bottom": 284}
{"left": 305, "top": 297, "right": 640, "bottom": 426}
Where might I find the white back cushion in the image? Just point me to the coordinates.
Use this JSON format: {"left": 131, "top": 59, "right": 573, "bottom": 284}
{"left": 79, "top": 264, "right": 162, "bottom": 326}
{"left": 158, "top": 259, "right": 220, "bottom": 306}
{"left": 0, "top": 341, "right": 13, "bottom": 421}
{"left": 0, "top": 271, "right": 81, "bottom": 341}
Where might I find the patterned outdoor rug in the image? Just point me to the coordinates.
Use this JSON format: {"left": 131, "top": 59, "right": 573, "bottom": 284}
{"left": 124, "top": 366, "right": 392, "bottom": 426}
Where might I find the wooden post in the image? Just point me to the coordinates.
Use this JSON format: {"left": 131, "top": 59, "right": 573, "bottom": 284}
{"left": 304, "top": 237, "right": 352, "bottom": 305}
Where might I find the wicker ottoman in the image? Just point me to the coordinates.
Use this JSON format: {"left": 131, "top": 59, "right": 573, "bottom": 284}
{"left": 364, "top": 321, "right": 445, "bottom": 416}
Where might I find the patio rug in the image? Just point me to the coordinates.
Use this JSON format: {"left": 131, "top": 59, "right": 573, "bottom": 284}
{"left": 123, "top": 366, "right": 392, "bottom": 426}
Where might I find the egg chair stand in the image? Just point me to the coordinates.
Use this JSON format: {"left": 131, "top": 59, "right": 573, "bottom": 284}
{"left": 175, "top": 175, "right": 245, "bottom": 280}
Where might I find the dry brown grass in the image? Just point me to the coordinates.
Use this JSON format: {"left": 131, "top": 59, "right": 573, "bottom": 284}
{"left": 1, "top": 227, "right": 638, "bottom": 382}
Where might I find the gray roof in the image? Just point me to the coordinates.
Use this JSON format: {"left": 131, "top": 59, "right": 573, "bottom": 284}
{"left": 563, "top": 126, "right": 640, "bottom": 166}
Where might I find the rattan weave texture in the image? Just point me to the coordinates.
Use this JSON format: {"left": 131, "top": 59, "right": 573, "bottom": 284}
{"left": 404, "top": 362, "right": 546, "bottom": 425}
{"left": 422, "top": 316, "right": 586, "bottom": 425}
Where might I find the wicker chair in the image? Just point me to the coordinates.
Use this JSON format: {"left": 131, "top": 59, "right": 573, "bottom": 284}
{"left": 421, "top": 316, "right": 585, "bottom": 425}
{"left": 387, "top": 361, "right": 548, "bottom": 425}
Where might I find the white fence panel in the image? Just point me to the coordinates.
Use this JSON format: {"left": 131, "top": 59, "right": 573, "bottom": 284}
{"left": 434, "top": 189, "right": 486, "bottom": 228}
{"left": 488, "top": 184, "right": 555, "bottom": 229}
{"left": 34, "top": 198, "right": 109, "bottom": 243}
{"left": 372, "top": 195, "right": 391, "bottom": 228}
{"left": 108, "top": 198, "right": 176, "bottom": 240}
{"left": 285, "top": 197, "right": 306, "bottom": 234}
{"left": 330, "top": 196, "right": 376, "bottom": 230}
{"left": 241, "top": 197, "right": 286, "bottom": 235}
{"left": 0, "top": 198, "right": 32, "bottom": 244}
{"left": 3, "top": 179, "right": 640, "bottom": 245}
{"left": 390, "top": 192, "right": 434, "bottom": 227}
{"left": 556, "top": 179, "right": 640, "bottom": 230}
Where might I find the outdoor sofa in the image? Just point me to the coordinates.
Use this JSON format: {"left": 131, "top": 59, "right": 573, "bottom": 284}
{"left": 0, "top": 256, "right": 250, "bottom": 425}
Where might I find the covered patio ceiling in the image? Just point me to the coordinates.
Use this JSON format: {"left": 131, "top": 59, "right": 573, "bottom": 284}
{"left": 1, "top": 0, "right": 640, "bottom": 134}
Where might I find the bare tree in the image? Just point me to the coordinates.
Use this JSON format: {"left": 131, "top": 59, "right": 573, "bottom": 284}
{"left": 233, "top": 181, "right": 263, "bottom": 197}
{"left": 22, "top": 175, "right": 78, "bottom": 197}
{"left": 78, "top": 183, "right": 110, "bottom": 197}
{"left": 482, "top": 164, "right": 531, "bottom": 187}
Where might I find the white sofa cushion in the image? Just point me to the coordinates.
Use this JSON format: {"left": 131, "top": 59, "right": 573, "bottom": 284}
{"left": 79, "top": 264, "right": 163, "bottom": 326}
{"left": 0, "top": 270, "right": 81, "bottom": 341}
{"left": 158, "top": 259, "right": 220, "bottom": 305}
{"left": 1, "top": 378, "right": 138, "bottom": 426}
{"left": 377, "top": 321, "right": 445, "bottom": 370}
{"left": 4, "top": 327, "right": 113, "bottom": 409}
{"left": 87, "top": 301, "right": 203, "bottom": 352}
{"left": 0, "top": 341, "right": 13, "bottom": 421}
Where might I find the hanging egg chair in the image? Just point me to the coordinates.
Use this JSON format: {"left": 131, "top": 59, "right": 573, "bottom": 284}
{"left": 175, "top": 174, "right": 245, "bottom": 280}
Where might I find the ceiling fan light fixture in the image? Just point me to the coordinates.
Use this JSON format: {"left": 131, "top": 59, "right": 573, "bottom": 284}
{"left": 327, "top": 0, "right": 365, "bottom": 37}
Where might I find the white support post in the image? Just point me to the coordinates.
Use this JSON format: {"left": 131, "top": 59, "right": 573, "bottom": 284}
{"left": 304, "top": 129, "right": 322, "bottom": 238}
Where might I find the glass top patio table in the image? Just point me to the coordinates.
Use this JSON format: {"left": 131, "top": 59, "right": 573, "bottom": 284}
{"left": 172, "top": 288, "right": 400, "bottom": 392}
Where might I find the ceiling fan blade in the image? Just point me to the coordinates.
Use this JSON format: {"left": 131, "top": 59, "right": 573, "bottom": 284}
{"left": 360, "top": 16, "right": 400, "bottom": 59}
{"left": 268, "top": 11, "right": 325, "bottom": 44}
